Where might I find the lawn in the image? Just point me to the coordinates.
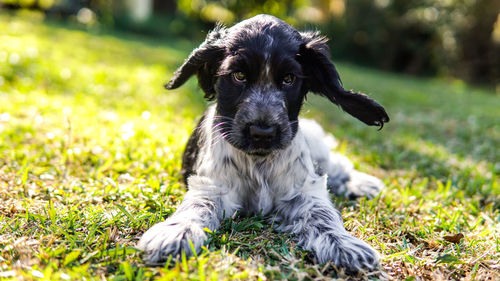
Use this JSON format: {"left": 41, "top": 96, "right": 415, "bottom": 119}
{"left": 0, "top": 12, "right": 499, "bottom": 280}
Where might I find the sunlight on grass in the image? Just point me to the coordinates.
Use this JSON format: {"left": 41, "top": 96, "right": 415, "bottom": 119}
{"left": 0, "top": 12, "right": 499, "bottom": 280}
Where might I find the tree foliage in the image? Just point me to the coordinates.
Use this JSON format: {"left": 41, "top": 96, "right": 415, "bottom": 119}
{"left": 2, "top": 0, "right": 499, "bottom": 86}
{"left": 176, "top": 0, "right": 500, "bottom": 86}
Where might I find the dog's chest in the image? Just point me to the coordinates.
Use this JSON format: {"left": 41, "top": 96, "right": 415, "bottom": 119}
{"left": 228, "top": 152, "right": 311, "bottom": 215}
{"left": 234, "top": 161, "right": 280, "bottom": 215}
{"left": 238, "top": 184, "right": 273, "bottom": 216}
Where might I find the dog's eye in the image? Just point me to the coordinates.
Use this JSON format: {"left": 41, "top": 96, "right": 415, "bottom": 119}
{"left": 282, "top": 74, "right": 295, "bottom": 86}
{"left": 232, "top": 72, "right": 247, "bottom": 83}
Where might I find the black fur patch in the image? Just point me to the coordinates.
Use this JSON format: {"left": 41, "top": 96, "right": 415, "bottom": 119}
{"left": 181, "top": 115, "right": 205, "bottom": 185}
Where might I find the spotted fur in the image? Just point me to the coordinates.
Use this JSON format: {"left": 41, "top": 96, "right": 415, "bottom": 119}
{"left": 138, "top": 14, "right": 389, "bottom": 273}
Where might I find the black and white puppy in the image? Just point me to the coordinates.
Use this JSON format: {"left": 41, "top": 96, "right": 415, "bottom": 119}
{"left": 138, "top": 14, "right": 389, "bottom": 273}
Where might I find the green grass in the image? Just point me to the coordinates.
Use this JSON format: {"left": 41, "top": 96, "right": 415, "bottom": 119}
{"left": 0, "top": 12, "right": 499, "bottom": 280}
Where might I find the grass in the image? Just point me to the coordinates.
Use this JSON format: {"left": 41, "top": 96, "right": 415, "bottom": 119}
{"left": 0, "top": 11, "right": 499, "bottom": 280}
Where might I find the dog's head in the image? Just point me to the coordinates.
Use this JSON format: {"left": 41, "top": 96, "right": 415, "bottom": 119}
{"left": 166, "top": 14, "right": 389, "bottom": 156}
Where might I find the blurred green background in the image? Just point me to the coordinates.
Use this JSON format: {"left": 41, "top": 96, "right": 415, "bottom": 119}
{"left": 1, "top": 0, "right": 500, "bottom": 89}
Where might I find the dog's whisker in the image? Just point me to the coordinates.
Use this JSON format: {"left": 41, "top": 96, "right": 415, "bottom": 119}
{"left": 209, "top": 128, "right": 227, "bottom": 138}
{"left": 195, "top": 117, "right": 210, "bottom": 131}
{"left": 194, "top": 115, "right": 233, "bottom": 131}
{"left": 213, "top": 115, "right": 235, "bottom": 121}
{"left": 210, "top": 131, "right": 231, "bottom": 148}
{"left": 212, "top": 121, "right": 229, "bottom": 130}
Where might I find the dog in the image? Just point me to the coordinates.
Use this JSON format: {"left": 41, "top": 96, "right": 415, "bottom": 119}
{"left": 138, "top": 14, "right": 389, "bottom": 273}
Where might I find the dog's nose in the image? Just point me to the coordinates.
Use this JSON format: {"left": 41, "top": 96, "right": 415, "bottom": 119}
{"left": 249, "top": 125, "right": 277, "bottom": 143}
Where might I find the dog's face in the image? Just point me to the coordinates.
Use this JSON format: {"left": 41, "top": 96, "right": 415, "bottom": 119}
{"left": 166, "top": 15, "right": 389, "bottom": 156}
{"left": 212, "top": 18, "right": 307, "bottom": 155}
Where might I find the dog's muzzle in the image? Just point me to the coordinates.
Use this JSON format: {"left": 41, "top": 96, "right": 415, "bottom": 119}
{"left": 230, "top": 90, "right": 292, "bottom": 155}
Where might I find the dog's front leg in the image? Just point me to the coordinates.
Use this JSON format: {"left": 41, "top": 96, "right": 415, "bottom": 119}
{"left": 275, "top": 178, "right": 380, "bottom": 273}
{"left": 138, "top": 176, "right": 233, "bottom": 264}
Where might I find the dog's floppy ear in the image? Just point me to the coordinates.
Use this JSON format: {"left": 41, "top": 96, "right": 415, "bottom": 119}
{"left": 297, "top": 32, "right": 389, "bottom": 129}
{"left": 165, "top": 25, "right": 226, "bottom": 100}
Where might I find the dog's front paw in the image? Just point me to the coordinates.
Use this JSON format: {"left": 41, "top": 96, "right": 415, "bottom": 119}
{"left": 345, "top": 171, "right": 384, "bottom": 199}
{"left": 137, "top": 219, "right": 207, "bottom": 264}
{"left": 314, "top": 233, "right": 380, "bottom": 273}
{"left": 329, "top": 170, "right": 384, "bottom": 199}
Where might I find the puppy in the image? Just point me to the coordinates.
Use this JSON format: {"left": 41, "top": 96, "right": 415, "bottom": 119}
{"left": 138, "top": 14, "right": 389, "bottom": 273}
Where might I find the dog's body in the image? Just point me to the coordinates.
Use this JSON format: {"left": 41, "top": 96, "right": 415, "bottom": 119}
{"left": 138, "top": 15, "right": 389, "bottom": 273}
